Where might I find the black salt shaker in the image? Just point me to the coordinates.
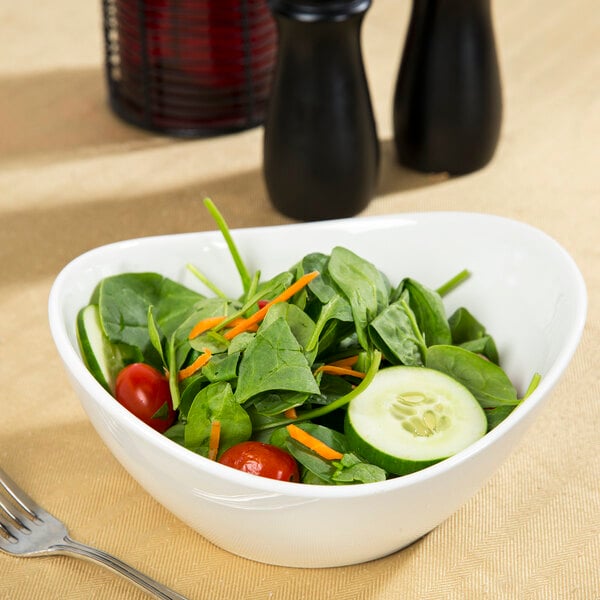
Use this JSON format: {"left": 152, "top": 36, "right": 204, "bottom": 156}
{"left": 263, "top": 0, "right": 379, "bottom": 221}
{"left": 393, "top": 0, "right": 503, "bottom": 175}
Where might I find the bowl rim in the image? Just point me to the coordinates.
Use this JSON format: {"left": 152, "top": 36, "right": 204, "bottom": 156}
{"left": 48, "top": 211, "right": 588, "bottom": 499}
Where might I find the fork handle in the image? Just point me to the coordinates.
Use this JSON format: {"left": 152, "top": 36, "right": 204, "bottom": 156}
{"left": 53, "top": 536, "right": 189, "bottom": 600}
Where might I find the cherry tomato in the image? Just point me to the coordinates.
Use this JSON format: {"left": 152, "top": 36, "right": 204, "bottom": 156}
{"left": 218, "top": 441, "right": 300, "bottom": 482}
{"left": 115, "top": 363, "right": 175, "bottom": 433}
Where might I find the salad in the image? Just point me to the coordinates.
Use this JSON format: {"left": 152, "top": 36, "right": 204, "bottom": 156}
{"left": 76, "top": 199, "right": 540, "bottom": 485}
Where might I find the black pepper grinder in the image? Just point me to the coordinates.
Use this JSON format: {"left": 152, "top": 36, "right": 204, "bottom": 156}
{"left": 393, "top": 0, "right": 503, "bottom": 175}
{"left": 263, "top": 0, "right": 379, "bottom": 221}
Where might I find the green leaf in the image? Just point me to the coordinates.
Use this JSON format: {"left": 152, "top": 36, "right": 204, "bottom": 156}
{"left": 485, "top": 405, "right": 516, "bottom": 430}
{"left": 331, "top": 453, "right": 387, "bottom": 484}
{"left": 251, "top": 390, "right": 310, "bottom": 417}
{"left": 262, "top": 302, "right": 318, "bottom": 363}
{"left": 178, "top": 373, "right": 206, "bottom": 418}
{"left": 184, "top": 382, "right": 252, "bottom": 456}
{"left": 151, "top": 401, "right": 170, "bottom": 420}
{"left": 460, "top": 336, "right": 499, "bottom": 364}
{"left": 163, "top": 422, "right": 185, "bottom": 445}
{"left": 369, "top": 300, "right": 425, "bottom": 366}
{"left": 402, "top": 278, "right": 452, "bottom": 347}
{"left": 234, "top": 318, "right": 320, "bottom": 404}
{"left": 449, "top": 307, "right": 499, "bottom": 363}
{"left": 202, "top": 352, "right": 240, "bottom": 383}
{"left": 99, "top": 273, "right": 203, "bottom": 366}
{"left": 327, "top": 246, "right": 389, "bottom": 351}
{"left": 426, "top": 345, "right": 518, "bottom": 408}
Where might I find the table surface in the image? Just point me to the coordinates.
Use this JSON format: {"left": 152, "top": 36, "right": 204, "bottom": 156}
{"left": 1, "top": 1, "right": 599, "bottom": 598}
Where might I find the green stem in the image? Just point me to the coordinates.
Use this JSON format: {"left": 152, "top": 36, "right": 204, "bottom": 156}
{"left": 521, "top": 372, "right": 542, "bottom": 400}
{"left": 186, "top": 264, "right": 227, "bottom": 299}
{"left": 436, "top": 269, "right": 471, "bottom": 297}
{"left": 204, "top": 197, "right": 252, "bottom": 295}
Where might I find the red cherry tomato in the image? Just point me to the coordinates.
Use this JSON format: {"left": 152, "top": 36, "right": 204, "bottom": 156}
{"left": 115, "top": 363, "right": 175, "bottom": 433}
{"left": 218, "top": 441, "right": 300, "bottom": 482}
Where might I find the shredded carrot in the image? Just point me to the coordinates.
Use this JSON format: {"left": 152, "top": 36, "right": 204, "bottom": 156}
{"left": 224, "top": 271, "right": 320, "bottom": 340}
{"left": 284, "top": 407, "right": 297, "bottom": 419}
{"left": 178, "top": 348, "right": 212, "bottom": 381}
{"left": 208, "top": 420, "right": 221, "bottom": 460}
{"left": 188, "top": 316, "right": 227, "bottom": 339}
{"left": 232, "top": 321, "right": 259, "bottom": 333}
{"left": 189, "top": 315, "right": 259, "bottom": 340}
{"left": 314, "top": 365, "right": 366, "bottom": 379}
{"left": 327, "top": 355, "right": 359, "bottom": 369}
{"left": 286, "top": 424, "right": 344, "bottom": 461}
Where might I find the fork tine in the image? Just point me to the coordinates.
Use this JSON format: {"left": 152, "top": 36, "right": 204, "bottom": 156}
{"left": 0, "top": 494, "right": 32, "bottom": 531}
{"left": 0, "top": 511, "right": 20, "bottom": 543}
{"left": 0, "top": 512, "right": 20, "bottom": 548}
{"left": 0, "top": 467, "right": 43, "bottom": 523}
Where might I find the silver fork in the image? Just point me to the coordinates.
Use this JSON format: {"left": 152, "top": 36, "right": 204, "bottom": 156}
{"left": 0, "top": 466, "right": 189, "bottom": 599}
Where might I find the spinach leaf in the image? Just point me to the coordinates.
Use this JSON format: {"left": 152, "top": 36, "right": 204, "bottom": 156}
{"left": 401, "top": 278, "right": 452, "bottom": 347}
{"left": 234, "top": 317, "right": 320, "bottom": 404}
{"left": 184, "top": 382, "right": 252, "bottom": 456}
{"left": 426, "top": 345, "right": 518, "bottom": 408}
{"left": 188, "top": 331, "right": 229, "bottom": 355}
{"left": 369, "top": 299, "right": 426, "bottom": 366}
{"left": 178, "top": 373, "right": 206, "bottom": 418}
{"left": 163, "top": 422, "right": 185, "bottom": 445}
{"left": 302, "top": 253, "right": 333, "bottom": 304}
{"left": 448, "top": 307, "right": 499, "bottom": 363}
{"left": 485, "top": 405, "right": 516, "bottom": 430}
{"left": 227, "top": 332, "right": 255, "bottom": 355}
{"left": 331, "top": 453, "right": 387, "bottom": 484}
{"left": 327, "top": 246, "right": 389, "bottom": 351}
{"left": 307, "top": 296, "right": 353, "bottom": 354}
{"left": 202, "top": 352, "right": 240, "bottom": 383}
{"left": 99, "top": 273, "right": 203, "bottom": 365}
{"left": 251, "top": 390, "right": 309, "bottom": 417}
{"left": 262, "top": 302, "right": 317, "bottom": 363}
{"left": 460, "top": 336, "right": 499, "bottom": 364}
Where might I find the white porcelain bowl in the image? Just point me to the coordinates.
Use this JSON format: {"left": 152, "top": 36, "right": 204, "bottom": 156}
{"left": 48, "top": 212, "right": 587, "bottom": 568}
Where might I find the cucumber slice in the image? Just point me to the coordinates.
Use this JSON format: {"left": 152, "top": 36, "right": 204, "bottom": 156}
{"left": 76, "top": 304, "right": 121, "bottom": 393}
{"left": 345, "top": 366, "right": 487, "bottom": 476}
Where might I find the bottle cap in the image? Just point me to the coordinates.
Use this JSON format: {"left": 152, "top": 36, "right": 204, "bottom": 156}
{"left": 268, "top": 0, "right": 371, "bottom": 22}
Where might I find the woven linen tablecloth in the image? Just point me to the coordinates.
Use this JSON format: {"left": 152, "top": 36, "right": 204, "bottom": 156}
{"left": 1, "top": 1, "right": 598, "bottom": 598}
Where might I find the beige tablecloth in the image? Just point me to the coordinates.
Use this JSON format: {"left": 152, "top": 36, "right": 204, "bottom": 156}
{"left": 1, "top": 1, "right": 599, "bottom": 598}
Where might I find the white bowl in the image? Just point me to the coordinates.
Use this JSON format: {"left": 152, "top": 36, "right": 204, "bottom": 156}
{"left": 48, "top": 212, "right": 587, "bottom": 568}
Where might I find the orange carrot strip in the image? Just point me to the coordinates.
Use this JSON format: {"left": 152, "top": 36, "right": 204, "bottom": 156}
{"left": 189, "top": 315, "right": 259, "bottom": 340}
{"left": 188, "top": 316, "right": 227, "bottom": 340}
{"left": 178, "top": 348, "right": 212, "bottom": 381}
{"left": 327, "top": 355, "right": 359, "bottom": 369}
{"left": 284, "top": 407, "right": 297, "bottom": 419}
{"left": 286, "top": 424, "right": 344, "bottom": 461}
{"left": 224, "top": 271, "right": 320, "bottom": 340}
{"left": 314, "top": 365, "right": 366, "bottom": 379}
{"left": 208, "top": 420, "right": 221, "bottom": 461}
